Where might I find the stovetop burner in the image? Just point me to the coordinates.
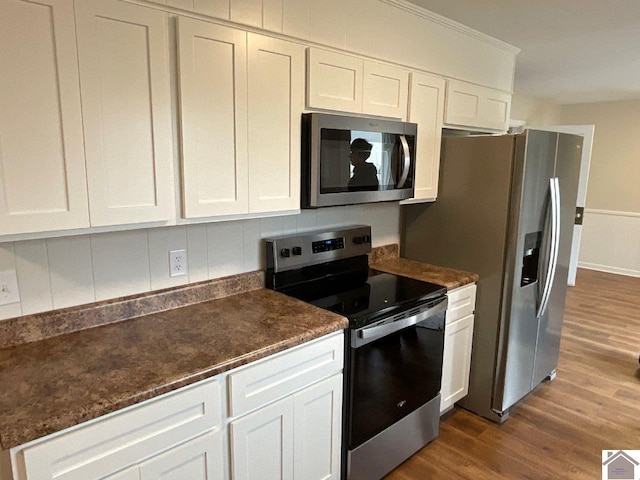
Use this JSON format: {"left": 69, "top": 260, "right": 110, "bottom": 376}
{"left": 265, "top": 225, "right": 445, "bottom": 329}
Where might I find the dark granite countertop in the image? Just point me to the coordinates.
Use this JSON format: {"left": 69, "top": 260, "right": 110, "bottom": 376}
{"left": 0, "top": 288, "right": 347, "bottom": 450}
{"left": 0, "top": 244, "right": 474, "bottom": 451}
{"left": 368, "top": 245, "right": 478, "bottom": 290}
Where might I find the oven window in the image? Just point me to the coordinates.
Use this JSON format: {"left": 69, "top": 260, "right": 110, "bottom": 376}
{"left": 319, "top": 128, "right": 409, "bottom": 193}
{"left": 347, "top": 313, "right": 445, "bottom": 449}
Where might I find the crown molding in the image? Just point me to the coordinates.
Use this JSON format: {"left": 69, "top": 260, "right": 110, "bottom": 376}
{"left": 379, "top": 0, "right": 521, "bottom": 55}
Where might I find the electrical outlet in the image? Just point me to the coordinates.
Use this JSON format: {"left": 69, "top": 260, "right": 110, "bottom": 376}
{"left": 169, "top": 249, "right": 188, "bottom": 277}
{"left": 0, "top": 269, "right": 20, "bottom": 306}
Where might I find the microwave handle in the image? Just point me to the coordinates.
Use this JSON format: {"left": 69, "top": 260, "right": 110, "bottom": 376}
{"left": 397, "top": 135, "right": 411, "bottom": 188}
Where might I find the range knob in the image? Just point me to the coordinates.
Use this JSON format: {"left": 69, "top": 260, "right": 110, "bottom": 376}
{"left": 280, "top": 248, "right": 291, "bottom": 258}
{"left": 292, "top": 246, "right": 302, "bottom": 256}
{"left": 353, "top": 236, "right": 364, "bottom": 245}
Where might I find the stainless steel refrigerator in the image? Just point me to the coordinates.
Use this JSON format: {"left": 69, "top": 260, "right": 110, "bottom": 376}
{"left": 402, "top": 130, "right": 583, "bottom": 422}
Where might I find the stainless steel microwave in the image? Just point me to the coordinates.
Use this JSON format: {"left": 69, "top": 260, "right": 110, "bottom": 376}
{"left": 301, "top": 113, "right": 417, "bottom": 208}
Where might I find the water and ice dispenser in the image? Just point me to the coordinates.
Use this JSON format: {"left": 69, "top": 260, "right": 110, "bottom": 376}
{"left": 521, "top": 232, "right": 542, "bottom": 286}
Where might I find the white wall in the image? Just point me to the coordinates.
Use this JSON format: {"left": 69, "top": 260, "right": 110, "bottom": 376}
{"left": 510, "top": 93, "right": 562, "bottom": 125}
{"left": 560, "top": 99, "right": 640, "bottom": 277}
{"left": 510, "top": 94, "right": 640, "bottom": 277}
{"left": 0, "top": 203, "right": 401, "bottom": 321}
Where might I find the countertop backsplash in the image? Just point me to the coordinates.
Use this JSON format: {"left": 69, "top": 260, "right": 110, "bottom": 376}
{"left": 0, "top": 203, "right": 401, "bottom": 322}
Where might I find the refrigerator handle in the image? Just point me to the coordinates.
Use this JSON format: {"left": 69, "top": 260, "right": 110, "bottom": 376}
{"left": 537, "top": 177, "right": 561, "bottom": 318}
{"left": 397, "top": 135, "right": 411, "bottom": 188}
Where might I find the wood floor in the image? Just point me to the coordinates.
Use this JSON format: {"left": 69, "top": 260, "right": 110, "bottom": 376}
{"left": 386, "top": 268, "right": 640, "bottom": 479}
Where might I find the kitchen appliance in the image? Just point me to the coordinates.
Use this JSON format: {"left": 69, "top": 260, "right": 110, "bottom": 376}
{"left": 265, "top": 225, "right": 447, "bottom": 480}
{"left": 402, "top": 130, "right": 583, "bottom": 422}
{"left": 301, "top": 113, "right": 417, "bottom": 208}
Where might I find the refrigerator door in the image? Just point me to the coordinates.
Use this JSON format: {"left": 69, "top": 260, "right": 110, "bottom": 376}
{"left": 493, "top": 130, "right": 557, "bottom": 413}
{"left": 531, "top": 133, "right": 583, "bottom": 386}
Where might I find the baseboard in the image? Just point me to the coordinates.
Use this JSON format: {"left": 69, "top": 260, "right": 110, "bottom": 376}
{"left": 579, "top": 210, "right": 640, "bottom": 278}
{"left": 578, "top": 262, "right": 640, "bottom": 278}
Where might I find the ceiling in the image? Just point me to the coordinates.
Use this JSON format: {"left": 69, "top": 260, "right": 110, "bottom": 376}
{"left": 405, "top": 0, "right": 640, "bottom": 104}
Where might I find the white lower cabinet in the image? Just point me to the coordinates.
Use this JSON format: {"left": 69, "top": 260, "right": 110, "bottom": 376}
{"left": 292, "top": 375, "right": 342, "bottom": 480}
{"left": 9, "top": 332, "right": 344, "bottom": 480}
{"left": 139, "top": 432, "right": 224, "bottom": 480}
{"left": 11, "top": 379, "right": 223, "bottom": 480}
{"left": 229, "top": 333, "right": 343, "bottom": 480}
{"left": 231, "top": 396, "right": 295, "bottom": 480}
{"left": 440, "top": 284, "right": 476, "bottom": 413}
{"left": 230, "top": 374, "right": 342, "bottom": 480}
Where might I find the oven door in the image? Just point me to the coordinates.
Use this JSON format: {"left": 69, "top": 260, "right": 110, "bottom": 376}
{"left": 347, "top": 298, "right": 446, "bottom": 449}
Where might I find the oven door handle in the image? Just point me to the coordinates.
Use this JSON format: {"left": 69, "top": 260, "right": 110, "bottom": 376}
{"left": 352, "top": 298, "right": 447, "bottom": 348}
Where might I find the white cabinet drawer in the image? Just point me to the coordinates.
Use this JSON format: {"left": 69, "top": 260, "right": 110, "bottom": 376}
{"left": 446, "top": 283, "right": 476, "bottom": 324}
{"left": 16, "top": 379, "right": 222, "bottom": 480}
{"left": 228, "top": 332, "right": 344, "bottom": 417}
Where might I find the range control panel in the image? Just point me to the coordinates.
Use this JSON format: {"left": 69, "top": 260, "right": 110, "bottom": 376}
{"left": 312, "top": 236, "right": 344, "bottom": 254}
{"left": 266, "top": 225, "right": 372, "bottom": 272}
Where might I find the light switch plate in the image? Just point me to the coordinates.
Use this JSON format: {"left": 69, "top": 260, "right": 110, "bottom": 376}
{"left": 0, "top": 269, "right": 20, "bottom": 305}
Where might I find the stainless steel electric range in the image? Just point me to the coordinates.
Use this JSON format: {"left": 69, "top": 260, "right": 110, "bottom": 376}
{"left": 266, "top": 225, "right": 447, "bottom": 480}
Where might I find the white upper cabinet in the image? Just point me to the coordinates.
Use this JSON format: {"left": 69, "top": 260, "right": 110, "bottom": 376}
{"left": 307, "top": 48, "right": 409, "bottom": 119}
{"left": 230, "top": 0, "right": 283, "bottom": 32}
{"left": 177, "top": 18, "right": 249, "bottom": 218}
{"left": 178, "top": 20, "right": 303, "bottom": 218}
{"left": 401, "top": 72, "right": 446, "bottom": 203}
{"left": 0, "top": 0, "right": 89, "bottom": 235}
{"left": 362, "top": 62, "right": 409, "bottom": 120}
{"left": 444, "top": 79, "right": 512, "bottom": 132}
{"left": 307, "top": 48, "right": 363, "bottom": 113}
{"left": 247, "top": 34, "right": 304, "bottom": 213}
{"left": 75, "top": 0, "right": 175, "bottom": 226}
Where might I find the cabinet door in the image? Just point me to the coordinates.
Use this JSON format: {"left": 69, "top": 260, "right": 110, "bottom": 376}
{"left": 230, "top": 396, "right": 294, "bottom": 480}
{"left": 247, "top": 34, "right": 304, "bottom": 213}
{"left": 401, "top": 72, "right": 445, "bottom": 203}
{"left": 362, "top": 62, "right": 409, "bottom": 119}
{"left": 140, "top": 432, "right": 224, "bottom": 480}
{"left": 104, "top": 466, "right": 140, "bottom": 480}
{"left": 293, "top": 375, "right": 342, "bottom": 480}
{"left": 444, "top": 79, "right": 511, "bottom": 132}
{"left": 177, "top": 18, "right": 248, "bottom": 218}
{"left": 307, "top": 48, "right": 363, "bottom": 113}
{"left": 0, "top": 0, "right": 89, "bottom": 235}
{"left": 478, "top": 88, "right": 512, "bottom": 132}
{"left": 440, "top": 314, "right": 474, "bottom": 413}
{"left": 75, "top": 0, "right": 174, "bottom": 226}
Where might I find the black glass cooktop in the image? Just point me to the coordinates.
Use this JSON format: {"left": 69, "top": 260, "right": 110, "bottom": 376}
{"left": 280, "top": 269, "right": 445, "bottom": 329}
